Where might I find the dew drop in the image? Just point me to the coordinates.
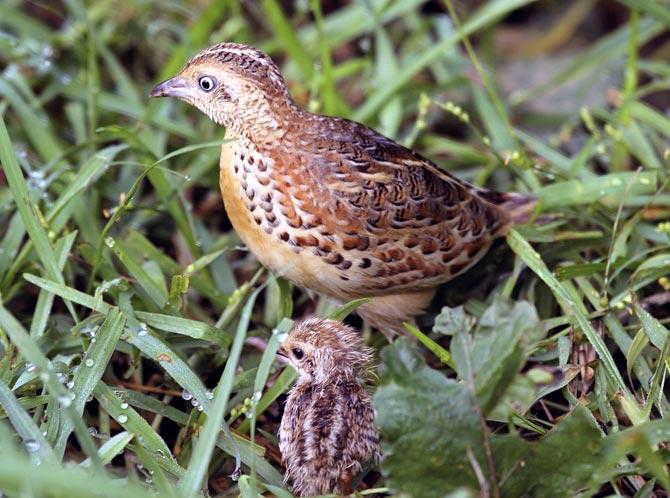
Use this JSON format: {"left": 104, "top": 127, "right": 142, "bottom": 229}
{"left": 88, "top": 427, "right": 98, "bottom": 436}
{"left": 58, "top": 393, "right": 74, "bottom": 407}
{"left": 84, "top": 358, "right": 94, "bottom": 367}
{"left": 66, "top": 380, "right": 75, "bottom": 389}
{"left": 205, "top": 389, "right": 214, "bottom": 400}
{"left": 181, "top": 390, "right": 192, "bottom": 401}
{"left": 25, "top": 362, "right": 36, "bottom": 373}
{"left": 120, "top": 402, "right": 129, "bottom": 410}
{"left": 190, "top": 398, "right": 199, "bottom": 407}
{"left": 118, "top": 414, "right": 128, "bottom": 423}
{"left": 137, "top": 322, "right": 148, "bottom": 336}
{"left": 24, "top": 439, "right": 40, "bottom": 453}
{"left": 230, "top": 468, "right": 241, "bottom": 481}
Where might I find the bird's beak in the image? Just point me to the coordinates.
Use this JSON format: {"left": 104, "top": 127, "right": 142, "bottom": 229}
{"left": 276, "top": 345, "right": 289, "bottom": 364}
{"left": 149, "top": 76, "right": 193, "bottom": 99}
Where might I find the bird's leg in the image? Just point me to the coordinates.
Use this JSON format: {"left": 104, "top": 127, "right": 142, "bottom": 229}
{"left": 338, "top": 469, "right": 354, "bottom": 496}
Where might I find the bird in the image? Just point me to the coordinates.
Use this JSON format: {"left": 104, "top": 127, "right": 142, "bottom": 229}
{"left": 150, "top": 42, "right": 535, "bottom": 336}
{"left": 276, "top": 318, "right": 380, "bottom": 496}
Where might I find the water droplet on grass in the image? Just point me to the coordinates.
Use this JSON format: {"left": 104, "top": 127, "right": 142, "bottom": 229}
{"left": 24, "top": 439, "right": 40, "bottom": 453}
{"left": 137, "top": 323, "right": 148, "bottom": 336}
{"left": 58, "top": 393, "right": 74, "bottom": 407}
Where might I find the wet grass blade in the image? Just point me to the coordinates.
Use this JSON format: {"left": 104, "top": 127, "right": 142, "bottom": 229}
{"left": 0, "top": 379, "right": 57, "bottom": 465}
{"left": 353, "top": 0, "right": 537, "bottom": 121}
{"left": 507, "top": 229, "right": 630, "bottom": 396}
{"left": 0, "top": 304, "right": 102, "bottom": 468}
{"left": 0, "top": 115, "right": 76, "bottom": 319}
{"left": 178, "top": 284, "right": 265, "bottom": 496}
{"left": 54, "top": 308, "right": 126, "bottom": 454}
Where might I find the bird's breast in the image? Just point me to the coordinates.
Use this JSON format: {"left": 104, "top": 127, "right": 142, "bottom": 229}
{"left": 218, "top": 136, "right": 348, "bottom": 296}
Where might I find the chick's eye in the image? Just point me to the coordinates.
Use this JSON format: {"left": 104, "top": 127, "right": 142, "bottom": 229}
{"left": 292, "top": 348, "right": 304, "bottom": 360}
{"left": 198, "top": 76, "right": 216, "bottom": 92}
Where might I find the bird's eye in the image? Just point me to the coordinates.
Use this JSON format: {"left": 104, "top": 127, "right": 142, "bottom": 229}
{"left": 292, "top": 348, "right": 304, "bottom": 360}
{"left": 198, "top": 76, "right": 216, "bottom": 92}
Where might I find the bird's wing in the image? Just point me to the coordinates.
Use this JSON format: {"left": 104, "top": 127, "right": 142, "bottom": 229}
{"left": 340, "top": 385, "right": 380, "bottom": 466}
{"left": 283, "top": 118, "right": 511, "bottom": 292}
{"left": 322, "top": 118, "right": 509, "bottom": 237}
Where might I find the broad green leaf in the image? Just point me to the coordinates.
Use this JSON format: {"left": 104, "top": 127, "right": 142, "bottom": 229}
{"left": 496, "top": 406, "right": 603, "bottom": 497}
{"left": 374, "top": 339, "right": 483, "bottom": 496}
{"left": 451, "top": 299, "right": 542, "bottom": 414}
{"left": 433, "top": 306, "right": 473, "bottom": 336}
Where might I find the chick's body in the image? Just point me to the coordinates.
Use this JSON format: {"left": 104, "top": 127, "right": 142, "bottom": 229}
{"left": 151, "top": 43, "right": 534, "bottom": 334}
{"left": 278, "top": 318, "right": 380, "bottom": 496}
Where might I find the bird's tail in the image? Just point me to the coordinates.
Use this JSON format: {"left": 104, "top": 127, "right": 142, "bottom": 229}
{"left": 475, "top": 189, "right": 538, "bottom": 224}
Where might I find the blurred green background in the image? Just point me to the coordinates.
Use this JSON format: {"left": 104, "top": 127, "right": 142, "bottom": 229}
{"left": 1, "top": 1, "right": 670, "bottom": 497}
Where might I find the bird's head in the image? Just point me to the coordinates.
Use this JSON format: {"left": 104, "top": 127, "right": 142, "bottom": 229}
{"left": 277, "top": 318, "right": 373, "bottom": 385}
{"left": 150, "top": 43, "right": 294, "bottom": 134}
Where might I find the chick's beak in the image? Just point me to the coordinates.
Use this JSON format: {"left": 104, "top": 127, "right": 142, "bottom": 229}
{"left": 149, "top": 76, "right": 193, "bottom": 99}
{"left": 276, "top": 345, "right": 289, "bottom": 364}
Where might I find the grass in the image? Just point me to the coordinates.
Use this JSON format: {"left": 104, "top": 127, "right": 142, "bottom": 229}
{"left": 1, "top": 0, "right": 670, "bottom": 496}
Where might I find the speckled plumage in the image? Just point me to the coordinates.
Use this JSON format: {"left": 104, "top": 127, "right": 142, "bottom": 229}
{"left": 277, "top": 318, "right": 380, "bottom": 497}
{"left": 150, "top": 43, "right": 535, "bottom": 335}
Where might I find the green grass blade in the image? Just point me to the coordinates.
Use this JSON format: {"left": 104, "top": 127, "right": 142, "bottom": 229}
{"left": 80, "top": 431, "right": 134, "bottom": 467}
{"left": 134, "top": 311, "right": 231, "bottom": 346}
{"left": 0, "top": 114, "right": 76, "bottom": 319}
{"left": 327, "top": 297, "right": 372, "bottom": 321}
{"left": 538, "top": 171, "right": 657, "bottom": 209}
{"left": 261, "top": 0, "right": 314, "bottom": 79}
{"left": 178, "top": 284, "right": 264, "bottom": 496}
{"left": 29, "top": 231, "right": 77, "bottom": 338}
{"left": 55, "top": 308, "right": 126, "bottom": 454}
{"left": 94, "top": 382, "right": 184, "bottom": 477}
{"left": 506, "top": 229, "right": 630, "bottom": 396}
{"left": 106, "top": 237, "right": 168, "bottom": 309}
{"left": 353, "top": 0, "right": 537, "bottom": 121}
{"left": 23, "top": 273, "right": 112, "bottom": 313}
{"left": 0, "top": 380, "right": 57, "bottom": 465}
{"left": 0, "top": 304, "right": 102, "bottom": 469}
{"left": 404, "top": 322, "right": 456, "bottom": 369}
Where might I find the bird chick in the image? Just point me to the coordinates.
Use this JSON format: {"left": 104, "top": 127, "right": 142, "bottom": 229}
{"left": 150, "top": 43, "right": 535, "bottom": 336}
{"left": 278, "top": 318, "right": 380, "bottom": 497}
